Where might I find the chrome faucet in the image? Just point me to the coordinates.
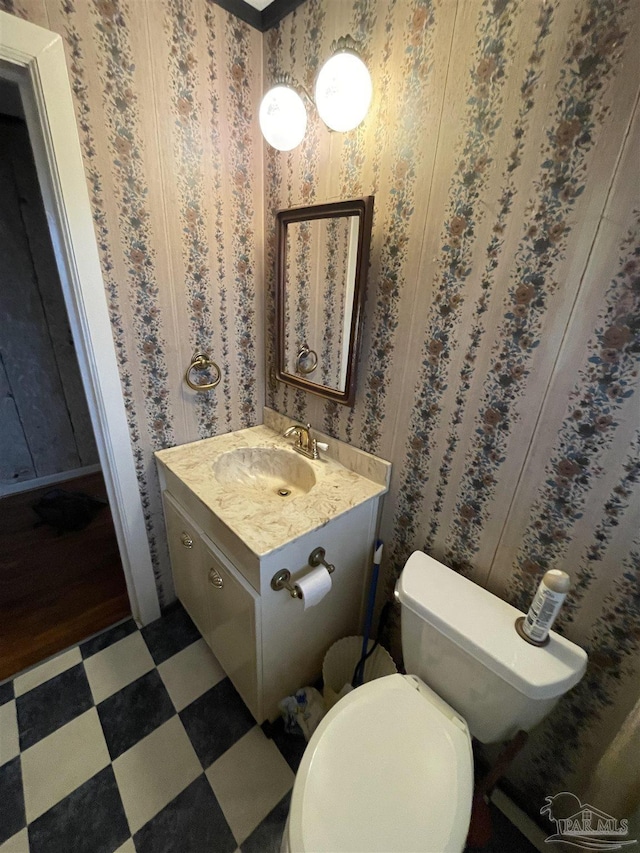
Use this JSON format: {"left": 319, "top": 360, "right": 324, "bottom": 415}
{"left": 283, "top": 423, "right": 327, "bottom": 460}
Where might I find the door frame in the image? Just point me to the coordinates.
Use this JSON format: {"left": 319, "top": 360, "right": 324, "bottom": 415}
{"left": 0, "top": 12, "right": 160, "bottom": 625}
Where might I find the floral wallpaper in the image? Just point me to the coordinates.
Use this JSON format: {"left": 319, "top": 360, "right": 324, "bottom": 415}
{"left": 283, "top": 214, "right": 351, "bottom": 389}
{"left": 4, "top": 0, "right": 638, "bottom": 825}
{"left": 285, "top": 220, "right": 312, "bottom": 375}
{"left": 265, "top": 0, "right": 639, "bottom": 822}
{"left": 1, "top": 0, "right": 264, "bottom": 603}
{"left": 320, "top": 216, "right": 350, "bottom": 390}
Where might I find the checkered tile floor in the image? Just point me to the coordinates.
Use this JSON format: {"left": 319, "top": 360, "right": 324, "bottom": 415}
{"left": 0, "top": 604, "right": 305, "bottom": 853}
{"left": 1, "top": 604, "right": 539, "bottom": 853}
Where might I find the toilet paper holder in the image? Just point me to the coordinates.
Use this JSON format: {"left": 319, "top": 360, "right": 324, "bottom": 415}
{"left": 271, "top": 547, "right": 335, "bottom": 599}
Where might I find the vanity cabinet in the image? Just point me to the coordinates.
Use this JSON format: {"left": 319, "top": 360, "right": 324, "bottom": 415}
{"left": 163, "top": 493, "right": 209, "bottom": 639}
{"left": 155, "top": 416, "right": 391, "bottom": 724}
{"left": 200, "top": 535, "right": 261, "bottom": 718}
{"left": 160, "top": 484, "right": 382, "bottom": 723}
{"left": 164, "top": 492, "right": 261, "bottom": 717}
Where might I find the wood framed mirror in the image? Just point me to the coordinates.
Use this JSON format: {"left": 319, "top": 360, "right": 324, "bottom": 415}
{"left": 275, "top": 196, "right": 374, "bottom": 406}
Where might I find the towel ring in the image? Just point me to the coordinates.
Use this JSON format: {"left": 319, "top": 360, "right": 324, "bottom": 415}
{"left": 295, "top": 343, "right": 318, "bottom": 375}
{"left": 185, "top": 353, "right": 221, "bottom": 392}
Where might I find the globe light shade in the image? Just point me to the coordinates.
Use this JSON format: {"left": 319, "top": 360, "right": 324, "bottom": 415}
{"left": 314, "top": 50, "right": 372, "bottom": 132}
{"left": 259, "top": 85, "right": 307, "bottom": 151}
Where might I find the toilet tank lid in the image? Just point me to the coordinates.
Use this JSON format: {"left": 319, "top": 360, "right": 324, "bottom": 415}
{"left": 396, "top": 551, "right": 588, "bottom": 700}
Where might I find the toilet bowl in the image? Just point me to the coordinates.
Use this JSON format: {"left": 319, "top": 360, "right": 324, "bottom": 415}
{"left": 282, "top": 673, "right": 473, "bottom": 853}
{"left": 282, "top": 551, "right": 587, "bottom": 852}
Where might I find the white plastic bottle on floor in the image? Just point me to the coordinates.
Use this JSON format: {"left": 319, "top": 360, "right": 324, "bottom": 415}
{"left": 522, "top": 569, "right": 571, "bottom": 643}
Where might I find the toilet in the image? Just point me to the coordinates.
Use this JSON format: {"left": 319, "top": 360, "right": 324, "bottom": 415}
{"left": 282, "top": 551, "right": 588, "bottom": 853}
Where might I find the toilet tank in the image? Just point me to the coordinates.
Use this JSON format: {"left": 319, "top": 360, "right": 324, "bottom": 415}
{"left": 395, "top": 552, "right": 587, "bottom": 743}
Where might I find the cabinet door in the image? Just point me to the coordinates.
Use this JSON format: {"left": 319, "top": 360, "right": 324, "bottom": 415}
{"left": 163, "top": 492, "right": 209, "bottom": 638}
{"left": 201, "top": 535, "right": 262, "bottom": 721}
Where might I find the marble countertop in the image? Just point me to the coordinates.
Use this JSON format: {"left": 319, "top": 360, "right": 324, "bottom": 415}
{"left": 155, "top": 420, "right": 390, "bottom": 558}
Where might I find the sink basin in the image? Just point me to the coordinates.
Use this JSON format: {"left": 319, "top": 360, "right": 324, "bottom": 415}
{"left": 155, "top": 419, "right": 392, "bottom": 556}
{"left": 212, "top": 447, "right": 316, "bottom": 498}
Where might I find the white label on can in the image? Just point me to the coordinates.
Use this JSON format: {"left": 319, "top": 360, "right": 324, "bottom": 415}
{"left": 523, "top": 583, "right": 567, "bottom": 642}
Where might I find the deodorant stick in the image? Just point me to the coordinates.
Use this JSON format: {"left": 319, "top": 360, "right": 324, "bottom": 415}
{"left": 522, "top": 569, "right": 571, "bottom": 644}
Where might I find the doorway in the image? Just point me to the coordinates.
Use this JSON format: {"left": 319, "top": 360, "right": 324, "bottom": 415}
{"left": 0, "top": 12, "right": 160, "bottom": 676}
{"left": 0, "top": 106, "right": 131, "bottom": 680}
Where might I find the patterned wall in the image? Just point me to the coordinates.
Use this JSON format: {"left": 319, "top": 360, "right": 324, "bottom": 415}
{"left": 283, "top": 214, "right": 351, "bottom": 389}
{"left": 3, "top": 0, "right": 638, "bottom": 820}
{"left": 1, "top": 0, "right": 264, "bottom": 604}
{"left": 265, "top": 0, "right": 640, "bottom": 818}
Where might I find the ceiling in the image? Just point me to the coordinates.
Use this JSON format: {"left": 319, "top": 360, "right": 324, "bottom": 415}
{"left": 242, "top": 0, "right": 273, "bottom": 9}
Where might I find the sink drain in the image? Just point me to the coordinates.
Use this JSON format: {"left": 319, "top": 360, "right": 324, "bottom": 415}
{"left": 277, "top": 488, "right": 291, "bottom": 497}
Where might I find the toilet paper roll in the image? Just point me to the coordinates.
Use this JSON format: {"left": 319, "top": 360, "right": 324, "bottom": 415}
{"left": 296, "top": 566, "right": 332, "bottom": 610}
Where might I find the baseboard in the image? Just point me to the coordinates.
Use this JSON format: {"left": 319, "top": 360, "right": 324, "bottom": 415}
{"left": 491, "top": 787, "right": 550, "bottom": 852}
{"left": 0, "top": 464, "right": 101, "bottom": 498}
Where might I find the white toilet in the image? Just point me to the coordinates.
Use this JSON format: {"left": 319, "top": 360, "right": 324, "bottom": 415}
{"left": 282, "top": 551, "right": 588, "bottom": 853}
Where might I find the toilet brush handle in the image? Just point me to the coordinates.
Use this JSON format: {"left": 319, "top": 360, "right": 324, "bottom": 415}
{"left": 353, "top": 541, "right": 384, "bottom": 688}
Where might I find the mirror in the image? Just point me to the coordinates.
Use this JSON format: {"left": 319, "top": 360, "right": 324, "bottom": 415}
{"left": 275, "top": 196, "right": 374, "bottom": 405}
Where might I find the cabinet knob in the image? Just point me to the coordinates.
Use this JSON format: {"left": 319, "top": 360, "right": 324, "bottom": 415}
{"left": 180, "top": 532, "right": 193, "bottom": 549}
{"left": 209, "top": 567, "right": 224, "bottom": 589}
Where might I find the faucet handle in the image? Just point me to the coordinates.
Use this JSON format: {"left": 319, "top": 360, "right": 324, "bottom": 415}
{"left": 283, "top": 423, "right": 303, "bottom": 438}
{"left": 316, "top": 442, "right": 329, "bottom": 452}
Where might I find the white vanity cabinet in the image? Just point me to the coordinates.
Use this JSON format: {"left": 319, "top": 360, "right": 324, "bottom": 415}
{"left": 254, "top": 498, "right": 379, "bottom": 720}
{"left": 200, "top": 535, "right": 261, "bottom": 719}
{"left": 163, "top": 492, "right": 210, "bottom": 639}
{"left": 160, "top": 483, "right": 382, "bottom": 722}
{"left": 155, "top": 415, "right": 391, "bottom": 723}
{"left": 163, "top": 491, "right": 262, "bottom": 718}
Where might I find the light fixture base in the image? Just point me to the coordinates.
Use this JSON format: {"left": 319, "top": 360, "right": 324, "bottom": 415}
{"left": 273, "top": 72, "right": 313, "bottom": 107}
{"left": 329, "top": 34, "right": 362, "bottom": 56}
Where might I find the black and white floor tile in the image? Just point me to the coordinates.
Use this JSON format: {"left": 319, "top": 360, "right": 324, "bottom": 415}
{"left": 0, "top": 604, "right": 295, "bottom": 853}
{"left": 1, "top": 603, "right": 538, "bottom": 853}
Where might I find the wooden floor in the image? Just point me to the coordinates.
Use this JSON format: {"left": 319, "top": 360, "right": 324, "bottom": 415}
{"left": 0, "top": 471, "right": 130, "bottom": 681}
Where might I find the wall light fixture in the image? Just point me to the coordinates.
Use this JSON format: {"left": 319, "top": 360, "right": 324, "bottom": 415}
{"left": 258, "top": 74, "right": 308, "bottom": 152}
{"left": 315, "top": 36, "right": 372, "bottom": 133}
{"left": 259, "top": 36, "right": 371, "bottom": 151}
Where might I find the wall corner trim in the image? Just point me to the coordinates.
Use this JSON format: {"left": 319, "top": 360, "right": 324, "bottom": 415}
{"left": 213, "top": 0, "right": 307, "bottom": 32}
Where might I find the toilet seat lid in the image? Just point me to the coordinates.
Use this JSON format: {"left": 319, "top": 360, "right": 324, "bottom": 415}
{"left": 289, "top": 674, "right": 474, "bottom": 853}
